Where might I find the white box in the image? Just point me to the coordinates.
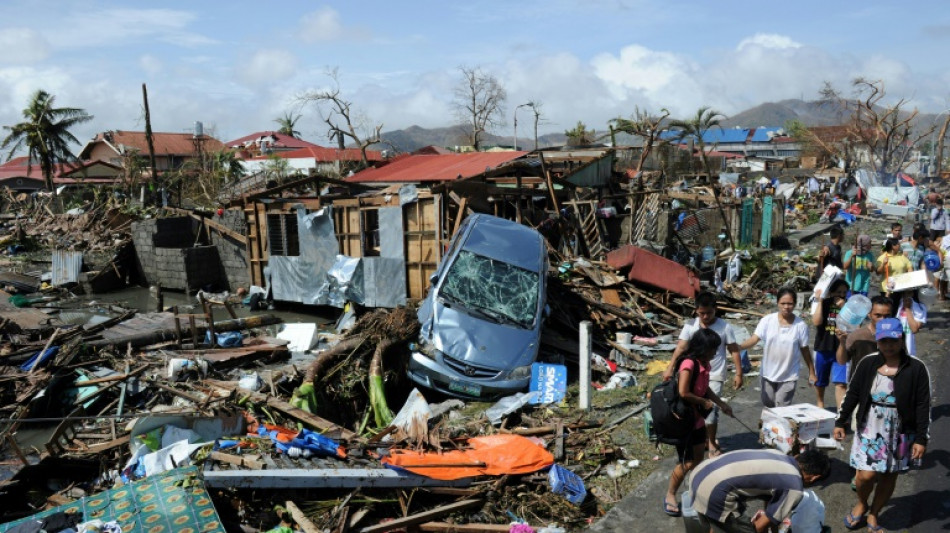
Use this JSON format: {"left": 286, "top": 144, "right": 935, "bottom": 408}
{"left": 887, "top": 269, "right": 931, "bottom": 293}
{"left": 760, "top": 403, "right": 837, "bottom": 454}
{"left": 810, "top": 265, "right": 843, "bottom": 314}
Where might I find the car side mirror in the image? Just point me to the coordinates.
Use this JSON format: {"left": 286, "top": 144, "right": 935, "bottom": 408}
{"left": 429, "top": 273, "right": 439, "bottom": 285}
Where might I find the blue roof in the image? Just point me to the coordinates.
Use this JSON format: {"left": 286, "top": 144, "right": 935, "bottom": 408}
{"left": 751, "top": 127, "right": 785, "bottom": 142}
{"left": 659, "top": 128, "right": 750, "bottom": 144}
{"left": 702, "top": 128, "right": 750, "bottom": 144}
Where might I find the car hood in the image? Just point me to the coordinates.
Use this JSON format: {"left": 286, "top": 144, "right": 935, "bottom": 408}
{"left": 422, "top": 300, "right": 539, "bottom": 369}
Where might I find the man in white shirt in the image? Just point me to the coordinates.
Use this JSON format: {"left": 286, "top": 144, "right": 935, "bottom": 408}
{"left": 662, "top": 291, "right": 743, "bottom": 456}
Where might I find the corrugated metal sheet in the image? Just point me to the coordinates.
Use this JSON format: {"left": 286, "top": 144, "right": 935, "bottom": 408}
{"left": 51, "top": 249, "right": 83, "bottom": 286}
{"left": 606, "top": 245, "right": 700, "bottom": 298}
{"left": 565, "top": 152, "right": 614, "bottom": 187}
{"left": 348, "top": 152, "right": 526, "bottom": 183}
{"left": 750, "top": 127, "right": 784, "bottom": 142}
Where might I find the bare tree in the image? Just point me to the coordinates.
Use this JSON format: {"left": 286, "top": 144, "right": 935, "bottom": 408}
{"left": 528, "top": 102, "right": 545, "bottom": 150}
{"left": 609, "top": 106, "right": 671, "bottom": 178}
{"left": 299, "top": 68, "right": 383, "bottom": 169}
{"left": 818, "top": 78, "right": 936, "bottom": 178}
{"left": 935, "top": 114, "right": 950, "bottom": 178}
{"left": 453, "top": 66, "right": 507, "bottom": 151}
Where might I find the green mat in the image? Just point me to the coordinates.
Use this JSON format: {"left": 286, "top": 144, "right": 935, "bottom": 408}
{"left": 0, "top": 466, "right": 226, "bottom": 533}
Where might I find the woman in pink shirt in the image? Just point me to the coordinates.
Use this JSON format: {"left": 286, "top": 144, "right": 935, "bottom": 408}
{"left": 663, "top": 329, "right": 734, "bottom": 517}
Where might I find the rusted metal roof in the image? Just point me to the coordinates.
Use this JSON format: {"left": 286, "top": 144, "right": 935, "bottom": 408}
{"left": 80, "top": 130, "right": 226, "bottom": 158}
{"left": 244, "top": 146, "right": 383, "bottom": 163}
{"left": 0, "top": 157, "right": 122, "bottom": 184}
{"left": 347, "top": 152, "right": 526, "bottom": 183}
{"left": 225, "top": 131, "right": 323, "bottom": 150}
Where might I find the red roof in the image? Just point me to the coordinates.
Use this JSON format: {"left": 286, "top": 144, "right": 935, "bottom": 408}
{"left": 226, "top": 131, "right": 323, "bottom": 151}
{"left": 413, "top": 145, "right": 454, "bottom": 155}
{"left": 348, "top": 152, "right": 526, "bottom": 183}
{"left": 245, "top": 146, "right": 383, "bottom": 163}
{"left": 80, "top": 130, "right": 226, "bottom": 159}
{"left": 0, "top": 157, "right": 122, "bottom": 185}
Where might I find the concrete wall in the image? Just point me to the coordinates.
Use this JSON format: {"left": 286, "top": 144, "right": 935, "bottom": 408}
{"left": 209, "top": 209, "right": 251, "bottom": 290}
{"left": 132, "top": 217, "right": 228, "bottom": 292}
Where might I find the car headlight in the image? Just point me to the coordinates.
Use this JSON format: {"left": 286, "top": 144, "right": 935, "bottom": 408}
{"left": 508, "top": 364, "right": 532, "bottom": 380}
{"left": 413, "top": 339, "right": 438, "bottom": 360}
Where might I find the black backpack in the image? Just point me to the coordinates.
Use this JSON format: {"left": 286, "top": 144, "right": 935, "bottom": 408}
{"left": 649, "top": 357, "right": 700, "bottom": 445}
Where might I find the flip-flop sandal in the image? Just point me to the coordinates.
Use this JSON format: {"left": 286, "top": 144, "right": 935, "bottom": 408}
{"left": 867, "top": 525, "right": 886, "bottom": 532}
{"left": 844, "top": 511, "right": 866, "bottom": 530}
{"left": 662, "top": 499, "right": 681, "bottom": 517}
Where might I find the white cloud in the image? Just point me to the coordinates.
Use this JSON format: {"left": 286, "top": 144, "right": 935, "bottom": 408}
{"left": 139, "top": 55, "right": 163, "bottom": 77}
{"left": 737, "top": 33, "right": 802, "bottom": 51}
{"left": 45, "top": 8, "right": 216, "bottom": 49}
{"left": 298, "top": 7, "right": 370, "bottom": 43}
{"left": 238, "top": 50, "right": 299, "bottom": 87}
{"left": 0, "top": 28, "right": 50, "bottom": 64}
{"left": 298, "top": 7, "right": 345, "bottom": 42}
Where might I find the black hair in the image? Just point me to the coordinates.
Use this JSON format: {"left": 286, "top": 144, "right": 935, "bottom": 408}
{"left": 776, "top": 287, "right": 797, "bottom": 303}
{"left": 676, "top": 328, "right": 722, "bottom": 368}
{"left": 826, "top": 279, "right": 849, "bottom": 297}
{"left": 695, "top": 291, "right": 717, "bottom": 309}
{"left": 871, "top": 295, "right": 893, "bottom": 309}
{"left": 891, "top": 222, "right": 903, "bottom": 230}
{"left": 913, "top": 228, "right": 930, "bottom": 241}
{"left": 797, "top": 449, "right": 831, "bottom": 479}
{"left": 884, "top": 237, "right": 901, "bottom": 252}
{"left": 830, "top": 226, "right": 844, "bottom": 239}
{"left": 938, "top": 198, "right": 944, "bottom": 206}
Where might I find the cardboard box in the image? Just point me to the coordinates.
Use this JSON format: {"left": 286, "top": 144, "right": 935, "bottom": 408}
{"left": 887, "top": 269, "right": 931, "bottom": 293}
{"left": 810, "top": 265, "right": 843, "bottom": 314}
{"left": 760, "top": 403, "right": 836, "bottom": 454}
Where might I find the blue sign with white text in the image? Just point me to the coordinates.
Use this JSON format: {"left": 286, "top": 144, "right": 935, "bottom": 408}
{"left": 529, "top": 362, "right": 567, "bottom": 404}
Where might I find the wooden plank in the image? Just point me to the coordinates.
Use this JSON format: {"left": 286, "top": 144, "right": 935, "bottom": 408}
{"left": 83, "top": 434, "right": 131, "bottom": 454}
{"left": 600, "top": 288, "right": 622, "bottom": 307}
{"left": 205, "top": 379, "right": 358, "bottom": 440}
{"left": 211, "top": 451, "right": 266, "bottom": 470}
{"left": 286, "top": 501, "right": 323, "bottom": 533}
{"left": 418, "top": 523, "right": 514, "bottom": 533}
{"left": 359, "top": 499, "right": 483, "bottom": 533}
{"left": 451, "top": 196, "right": 468, "bottom": 238}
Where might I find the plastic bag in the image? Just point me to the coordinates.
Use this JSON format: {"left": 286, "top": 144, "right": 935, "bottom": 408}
{"left": 485, "top": 391, "right": 539, "bottom": 425}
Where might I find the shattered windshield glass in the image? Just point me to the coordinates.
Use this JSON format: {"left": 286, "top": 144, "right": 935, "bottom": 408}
{"left": 440, "top": 250, "right": 539, "bottom": 327}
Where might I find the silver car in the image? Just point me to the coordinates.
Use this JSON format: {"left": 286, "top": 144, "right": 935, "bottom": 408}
{"left": 408, "top": 214, "right": 548, "bottom": 399}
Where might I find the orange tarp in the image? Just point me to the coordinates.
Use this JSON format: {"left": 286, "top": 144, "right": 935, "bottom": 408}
{"left": 381, "top": 434, "right": 554, "bottom": 480}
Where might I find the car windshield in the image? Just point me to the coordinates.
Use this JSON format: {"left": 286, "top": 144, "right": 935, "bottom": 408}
{"left": 440, "top": 250, "right": 540, "bottom": 327}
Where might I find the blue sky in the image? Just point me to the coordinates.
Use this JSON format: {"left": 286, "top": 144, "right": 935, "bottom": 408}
{"left": 1, "top": 0, "right": 949, "bottom": 148}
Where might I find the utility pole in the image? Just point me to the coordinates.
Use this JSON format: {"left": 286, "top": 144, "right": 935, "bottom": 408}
{"left": 142, "top": 83, "right": 159, "bottom": 205}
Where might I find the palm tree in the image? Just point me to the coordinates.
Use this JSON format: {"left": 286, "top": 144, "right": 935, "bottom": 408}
{"left": 274, "top": 112, "right": 302, "bottom": 138}
{"left": 1, "top": 89, "right": 93, "bottom": 194}
{"left": 669, "top": 106, "right": 725, "bottom": 176}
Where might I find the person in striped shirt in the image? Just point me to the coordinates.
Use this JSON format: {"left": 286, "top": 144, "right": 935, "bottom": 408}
{"left": 687, "top": 449, "right": 830, "bottom": 532}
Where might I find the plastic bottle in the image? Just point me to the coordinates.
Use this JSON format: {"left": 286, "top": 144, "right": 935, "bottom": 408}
{"left": 924, "top": 250, "right": 941, "bottom": 272}
{"left": 919, "top": 286, "right": 937, "bottom": 307}
{"left": 702, "top": 245, "right": 716, "bottom": 263}
{"left": 835, "top": 294, "right": 872, "bottom": 333}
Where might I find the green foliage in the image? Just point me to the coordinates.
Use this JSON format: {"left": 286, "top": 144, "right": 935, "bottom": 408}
{"left": 565, "top": 121, "right": 595, "bottom": 146}
{"left": 1, "top": 89, "right": 93, "bottom": 195}
{"left": 274, "top": 111, "right": 302, "bottom": 138}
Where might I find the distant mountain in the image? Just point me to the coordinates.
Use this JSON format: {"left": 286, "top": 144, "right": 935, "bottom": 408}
{"left": 721, "top": 99, "right": 844, "bottom": 129}
{"left": 374, "top": 99, "right": 942, "bottom": 153}
{"left": 375, "top": 124, "right": 567, "bottom": 153}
